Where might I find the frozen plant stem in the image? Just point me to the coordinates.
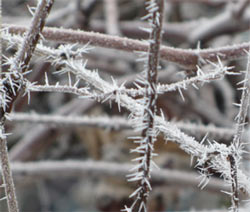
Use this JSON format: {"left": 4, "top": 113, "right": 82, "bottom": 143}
{"left": 228, "top": 154, "right": 239, "bottom": 211}
{"left": 0, "top": 128, "right": 18, "bottom": 212}
{"left": 229, "top": 51, "right": 250, "bottom": 211}
{"left": 4, "top": 24, "right": 250, "bottom": 69}
{"left": 0, "top": 0, "right": 54, "bottom": 211}
{"left": 128, "top": 1, "right": 164, "bottom": 211}
{"left": 0, "top": 0, "right": 54, "bottom": 119}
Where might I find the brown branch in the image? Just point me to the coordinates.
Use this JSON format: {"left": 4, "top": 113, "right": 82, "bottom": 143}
{"left": 228, "top": 154, "right": 239, "bottom": 211}
{"left": 0, "top": 128, "right": 18, "bottom": 212}
{"left": 90, "top": 20, "right": 193, "bottom": 43}
{"left": 13, "top": 1, "right": 54, "bottom": 74}
{"left": 130, "top": 1, "right": 165, "bottom": 211}
{"left": 0, "top": 1, "right": 54, "bottom": 211}
{"left": 3, "top": 24, "right": 249, "bottom": 70}
{"left": 1, "top": 4, "right": 54, "bottom": 120}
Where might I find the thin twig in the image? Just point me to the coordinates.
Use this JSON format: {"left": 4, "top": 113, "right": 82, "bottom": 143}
{"left": 0, "top": 127, "right": 18, "bottom": 212}
{"left": 0, "top": 1, "right": 54, "bottom": 212}
{"left": 1, "top": 2, "right": 54, "bottom": 210}
{"left": 127, "top": 1, "right": 165, "bottom": 211}
{"left": 228, "top": 154, "right": 239, "bottom": 212}
{"left": 7, "top": 112, "right": 235, "bottom": 140}
{"left": 229, "top": 51, "right": 250, "bottom": 211}
{"left": 8, "top": 113, "right": 131, "bottom": 130}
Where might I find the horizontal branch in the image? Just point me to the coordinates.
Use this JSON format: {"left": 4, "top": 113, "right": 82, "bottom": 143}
{"left": 2, "top": 160, "right": 229, "bottom": 193}
{"left": 7, "top": 113, "right": 235, "bottom": 139}
{"left": 26, "top": 84, "right": 90, "bottom": 96}
{"left": 3, "top": 24, "right": 250, "bottom": 69}
{"left": 8, "top": 113, "right": 131, "bottom": 130}
{"left": 4, "top": 35, "right": 234, "bottom": 98}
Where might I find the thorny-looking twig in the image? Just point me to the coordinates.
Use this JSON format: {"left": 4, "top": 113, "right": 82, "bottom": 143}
{"left": 126, "top": 1, "right": 164, "bottom": 211}
{"left": 228, "top": 51, "right": 250, "bottom": 211}
{"left": 56, "top": 52, "right": 250, "bottom": 197}
{"left": 9, "top": 29, "right": 250, "bottom": 200}
{"left": 1, "top": 29, "right": 238, "bottom": 98}
{"left": 7, "top": 112, "right": 236, "bottom": 141}
{"left": 5, "top": 29, "right": 250, "bottom": 211}
{"left": 0, "top": 1, "right": 54, "bottom": 211}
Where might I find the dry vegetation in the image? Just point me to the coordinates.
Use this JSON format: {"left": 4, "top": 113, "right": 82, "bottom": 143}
{"left": 1, "top": 0, "right": 250, "bottom": 211}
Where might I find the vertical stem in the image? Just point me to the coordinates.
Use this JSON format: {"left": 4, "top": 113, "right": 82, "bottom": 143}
{"left": 0, "top": 129, "right": 19, "bottom": 212}
{"left": 133, "top": 1, "right": 164, "bottom": 211}
{"left": 228, "top": 154, "right": 239, "bottom": 211}
{"left": 229, "top": 52, "right": 250, "bottom": 211}
{"left": 0, "top": 1, "right": 54, "bottom": 211}
{"left": 15, "top": 0, "right": 55, "bottom": 72}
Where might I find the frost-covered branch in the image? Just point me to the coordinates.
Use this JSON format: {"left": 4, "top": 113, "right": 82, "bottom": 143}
{"left": 232, "top": 52, "right": 250, "bottom": 154}
{"left": 175, "top": 122, "right": 235, "bottom": 140}
{"left": 0, "top": 1, "right": 54, "bottom": 212}
{"left": 7, "top": 113, "right": 236, "bottom": 140}
{"left": 116, "top": 62, "right": 234, "bottom": 97}
{"left": 228, "top": 51, "right": 250, "bottom": 211}
{"left": 15, "top": 24, "right": 250, "bottom": 201}
{"left": 155, "top": 115, "right": 250, "bottom": 196}
{"left": 8, "top": 113, "right": 131, "bottom": 130}
{"left": 26, "top": 84, "right": 90, "bottom": 96}
{"left": 3, "top": 23, "right": 250, "bottom": 69}
{"left": 21, "top": 34, "right": 250, "bottom": 202}
{"left": 125, "top": 1, "right": 164, "bottom": 211}
{"left": 2, "top": 33, "right": 236, "bottom": 100}
{"left": 0, "top": 126, "right": 18, "bottom": 212}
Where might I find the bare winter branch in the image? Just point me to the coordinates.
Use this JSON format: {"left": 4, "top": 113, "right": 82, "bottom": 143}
{"left": 0, "top": 1, "right": 54, "bottom": 211}
{"left": 3, "top": 24, "right": 250, "bottom": 69}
